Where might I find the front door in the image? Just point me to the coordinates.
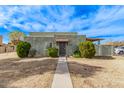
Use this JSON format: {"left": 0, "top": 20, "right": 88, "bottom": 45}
{"left": 59, "top": 42, "right": 66, "bottom": 56}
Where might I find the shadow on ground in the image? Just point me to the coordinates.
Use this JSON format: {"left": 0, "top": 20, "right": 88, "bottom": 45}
{"left": 93, "top": 56, "right": 115, "bottom": 60}
{"left": 68, "top": 61, "right": 104, "bottom": 78}
{"left": 0, "top": 58, "right": 58, "bottom": 88}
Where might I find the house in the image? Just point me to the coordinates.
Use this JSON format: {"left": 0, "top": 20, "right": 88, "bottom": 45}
{"left": 25, "top": 32, "right": 113, "bottom": 57}
{"left": 0, "top": 35, "right": 2, "bottom": 46}
{"left": 25, "top": 32, "right": 85, "bottom": 56}
{"left": 0, "top": 36, "right": 17, "bottom": 53}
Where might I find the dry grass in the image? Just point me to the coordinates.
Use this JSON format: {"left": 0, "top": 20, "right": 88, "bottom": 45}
{"left": 0, "top": 52, "right": 57, "bottom": 88}
{"left": 68, "top": 56, "right": 124, "bottom": 88}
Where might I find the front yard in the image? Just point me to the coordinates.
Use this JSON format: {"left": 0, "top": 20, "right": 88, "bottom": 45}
{"left": 0, "top": 52, "right": 57, "bottom": 88}
{"left": 68, "top": 56, "right": 124, "bottom": 88}
{"left": 0, "top": 52, "right": 124, "bottom": 88}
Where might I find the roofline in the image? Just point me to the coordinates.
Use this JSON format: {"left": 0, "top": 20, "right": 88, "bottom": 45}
{"left": 86, "top": 37, "right": 104, "bottom": 42}
{"left": 30, "top": 32, "right": 77, "bottom": 34}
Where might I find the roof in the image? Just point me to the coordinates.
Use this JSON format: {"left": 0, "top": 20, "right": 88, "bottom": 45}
{"left": 86, "top": 38, "right": 104, "bottom": 42}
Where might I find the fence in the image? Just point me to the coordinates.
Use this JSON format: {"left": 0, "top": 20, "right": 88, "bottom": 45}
{"left": 0, "top": 46, "right": 16, "bottom": 54}
{"left": 95, "top": 45, "right": 114, "bottom": 56}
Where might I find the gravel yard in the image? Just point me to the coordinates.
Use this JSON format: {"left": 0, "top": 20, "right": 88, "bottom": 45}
{"left": 0, "top": 52, "right": 57, "bottom": 88}
{"left": 68, "top": 56, "right": 124, "bottom": 88}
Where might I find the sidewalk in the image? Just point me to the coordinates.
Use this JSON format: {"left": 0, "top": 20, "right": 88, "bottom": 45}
{"left": 51, "top": 57, "right": 73, "bottom": 88}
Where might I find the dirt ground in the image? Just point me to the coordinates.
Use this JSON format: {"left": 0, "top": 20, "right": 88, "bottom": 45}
{"left": 68, "top": 56, "right": 124, "bottom": 88}
{"left": 0, "top": 52, "right": 57, "bottom": 88}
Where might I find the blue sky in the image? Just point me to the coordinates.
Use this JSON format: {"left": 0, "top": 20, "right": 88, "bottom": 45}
{"left": 0, "top": 5, "right": 124, "bottom": 43}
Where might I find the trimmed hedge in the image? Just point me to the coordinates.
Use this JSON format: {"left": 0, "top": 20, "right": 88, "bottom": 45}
{"left": 79, "top": 41, "right": 96, "bottom": 58}
{"left": 16, "top": 41, "right": 31, "bottom": 58}
{"left": 48, "top": 47, "right": 58, "bottom": 57}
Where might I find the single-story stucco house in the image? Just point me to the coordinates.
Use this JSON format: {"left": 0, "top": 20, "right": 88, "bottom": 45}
{"left": 25, "top": 32, "right": 114, "bottom": 57}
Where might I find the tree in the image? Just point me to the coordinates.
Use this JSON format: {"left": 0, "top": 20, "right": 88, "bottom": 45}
{"left": 8, "top": 31, "right": 26, "bottom": 45}
{"left": 79, "top": 41, "right": 96, "bottom": 58}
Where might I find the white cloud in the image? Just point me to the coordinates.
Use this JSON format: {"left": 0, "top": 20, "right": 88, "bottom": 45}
{"left": 80, "top": 6, "right": 124, "bottom": 42}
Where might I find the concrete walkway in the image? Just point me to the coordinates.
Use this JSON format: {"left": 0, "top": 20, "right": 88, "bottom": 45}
{"left": 51, "top": 57, "right": 73, "bottom": 88}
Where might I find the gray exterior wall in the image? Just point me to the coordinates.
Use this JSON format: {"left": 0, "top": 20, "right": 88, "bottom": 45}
{"left": 95, "top": 45, "right": 114, "bottom": 56}
{"left": 25, "top": 36, "right": 55, "bottom": 56}
{"left": 66, "top": 35, "right": 86, "bottom": 56}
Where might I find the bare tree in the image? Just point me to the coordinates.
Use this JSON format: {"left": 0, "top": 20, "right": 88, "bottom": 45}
{"left": 8, "top": 30, "right": 26, "bottom": 45}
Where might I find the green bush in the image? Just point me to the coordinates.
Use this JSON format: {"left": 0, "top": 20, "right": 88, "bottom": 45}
{"left": 73, "top": 47, "right": 81, "bottom": 58}
{"left": 16, "top": 41, "right": 31, "bottom": 58}
{"left": 48, "top": 47, "right": 58, "bottom": 57}
{"left": 73, "top": 52, "right": 81, "bottom": 58}
{"left": 79, "top": 41, "right": 96, "bottom": 58}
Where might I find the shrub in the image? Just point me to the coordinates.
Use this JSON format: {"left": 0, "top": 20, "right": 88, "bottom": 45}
{"left": 48, "top": 47, "right": 58, "bottom": 57}
{"left": 79, "top": 41, "right": 96, "bottom": 58}
{"left": 29, "top": 49, "right": 37, "bottom": 57}
{"left": 16, "top": 41, "right": 31, "bottom": 58}
{"left": 73, "top": 52, "right": 81, "bottom": 58}
{"left": 73, "top": 47, "right": 81, "bottom": 58}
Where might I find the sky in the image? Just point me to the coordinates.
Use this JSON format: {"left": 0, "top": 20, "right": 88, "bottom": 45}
{"left": 0, "top": 5, "right": 124, "bottom": 43}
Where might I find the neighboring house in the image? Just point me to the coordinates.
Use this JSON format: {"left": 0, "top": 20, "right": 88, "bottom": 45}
{"left": 103, "top": 42, "right": 124, "bottom": 47}
{"left": 0, "top": 35, "right": 2, "bottom": 46}
{"left": 25, "top": 32, "right": 113, "bottom": 57}
{"left": 0, "top": 36, "right": 16, "bottom": 53}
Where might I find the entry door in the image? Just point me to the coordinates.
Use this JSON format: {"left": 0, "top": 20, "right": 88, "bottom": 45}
{"left": 59, "top": 42, "right": 66, "bottom": 56}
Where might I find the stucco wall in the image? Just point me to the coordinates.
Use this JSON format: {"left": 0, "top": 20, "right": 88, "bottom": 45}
{"left": 95, "top": 45, "right": 114, "bottom": 56}
{"left": 66, "top": 35, "right": 86, "bottom": 56}
{"left": 0, "top": 46, "right": 5, "bottom": 53}
{"left": 0, "top": 36, "right": 2, "bottom": 46}
{"left": 25, "top": 37, "right": 54, "bottom": 56}
{"left": 0, "top": 46, "right": 16, "bottom": 53}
